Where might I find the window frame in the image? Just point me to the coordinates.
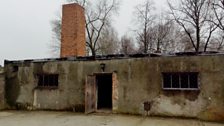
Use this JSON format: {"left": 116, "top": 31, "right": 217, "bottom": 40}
{"left": 36, "top": 74, "right": 59, "bottom": 89}
{"left": 162, "top": 72, "right": 200, "bottom": 91}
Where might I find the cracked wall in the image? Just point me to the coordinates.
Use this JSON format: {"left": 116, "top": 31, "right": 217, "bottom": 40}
{"left": 4, "top": 55, "right": 224, "bottom": 122}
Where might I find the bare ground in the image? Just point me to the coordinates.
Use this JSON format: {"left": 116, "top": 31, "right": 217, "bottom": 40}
{"left": 0, "top": 111, "right": 223, "bottom": 126}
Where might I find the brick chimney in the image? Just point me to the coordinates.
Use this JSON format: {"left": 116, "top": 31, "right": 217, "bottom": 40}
{"left": 60, "top": 3, "right": 86, "bottom": 57}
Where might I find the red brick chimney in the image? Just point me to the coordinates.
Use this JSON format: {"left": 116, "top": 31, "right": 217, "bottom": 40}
{"left": 60, "top": 3, "right": 86, "bottom": 57}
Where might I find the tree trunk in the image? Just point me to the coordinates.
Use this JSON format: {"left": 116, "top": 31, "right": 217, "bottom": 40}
{"left": 90, "top": 47, "right": 96, "bottom": 57}
{"left": 156, "top": 39, "right": 160, "bottom": 52}
{"left": 196, "top": 25, "right": 200, "bottom": 53}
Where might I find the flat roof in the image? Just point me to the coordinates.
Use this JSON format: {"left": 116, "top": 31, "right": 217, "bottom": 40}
{"left": 4, "top": 51, "right": 224, "bottom": 65}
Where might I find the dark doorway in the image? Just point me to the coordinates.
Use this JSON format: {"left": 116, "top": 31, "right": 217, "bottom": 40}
{"left": 96, "top": 74, "right": 112, "bottom": 110}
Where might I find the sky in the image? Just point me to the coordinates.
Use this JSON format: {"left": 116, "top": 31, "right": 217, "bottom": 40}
{"left": 0, "top": 0, "right": 167, "bottom": 66}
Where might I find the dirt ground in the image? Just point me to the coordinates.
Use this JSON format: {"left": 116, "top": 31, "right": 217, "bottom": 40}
{"left": 0, "top": 111, "right": 223, "bottom": 126}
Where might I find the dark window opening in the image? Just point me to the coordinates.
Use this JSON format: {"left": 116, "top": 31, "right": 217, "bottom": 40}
{"left": 189, "top": 73, "right": 198, "bottom": 88}
{"left": 12, "top": 66, "right": 18, "bottom": 72}
{"left": 172, "top": 74, "right": 180, "bottom": 88}
{"left": 180, "top": 73, "right": 188, "bottom": 88}
{"left": 163, "top": 73, "right": 171, "bottom": 88}
{"left": 162, "top": 72, "right": 199, "bottom": 90}
{"left": 37, "top": 74, "right": 59, "bottom": 87}
{"left": 96, "top": 74, "right": 112, "bottom": 110}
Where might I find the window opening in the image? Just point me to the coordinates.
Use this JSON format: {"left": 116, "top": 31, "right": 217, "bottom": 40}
{"left": 37, "top": 74, "right": 59, "bottom": 87}
{"left": 162, "top": 72, "right": 199, "bottom": 90}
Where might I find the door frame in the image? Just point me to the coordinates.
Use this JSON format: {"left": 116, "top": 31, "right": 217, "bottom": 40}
{"left": 85, "top": 72, "right": 118, "bottom": 113}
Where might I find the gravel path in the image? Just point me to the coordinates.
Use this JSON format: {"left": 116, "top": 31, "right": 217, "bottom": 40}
{"left": 0, "top": 111, "right": 223, "bottom": 126}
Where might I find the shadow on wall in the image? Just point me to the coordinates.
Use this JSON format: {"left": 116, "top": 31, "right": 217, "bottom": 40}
{"left": 0, "top": 71, "right": 5, "bottom": 109}
{"left": 5, "top": 66, "right": 20, "bottom": 108}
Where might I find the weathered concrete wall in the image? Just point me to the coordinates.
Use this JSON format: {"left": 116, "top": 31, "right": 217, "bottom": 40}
{"left": 0, "top": 68, "right": 5, "bottom": 109}
{"left": 4, "top": 55, "right": 224, "bottom": 122}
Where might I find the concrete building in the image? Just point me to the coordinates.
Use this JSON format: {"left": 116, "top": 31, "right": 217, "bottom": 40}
{"left": 1, "top": 3, "right": 224, "bottom": 123}
{"left": 3, "top": 53, "right": 224, "bottom": 122}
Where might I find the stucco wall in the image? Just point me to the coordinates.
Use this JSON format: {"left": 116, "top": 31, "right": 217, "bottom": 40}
{"left": 0, "top": 70, "right": 5, "bottom": 109}
{"left": 4, "top": 55, "right": 224, "bottom": 121}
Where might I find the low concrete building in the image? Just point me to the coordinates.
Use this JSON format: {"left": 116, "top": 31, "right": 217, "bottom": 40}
{"left": 4, "top": 53, "right": 224, "bottom": 122}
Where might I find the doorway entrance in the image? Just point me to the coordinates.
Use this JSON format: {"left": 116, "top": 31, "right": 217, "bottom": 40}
{"left": 96, "top": 74, "right": 112, "bottom": 110}
{"left": 85, "top": 73, "right": 118, "bottom": 114}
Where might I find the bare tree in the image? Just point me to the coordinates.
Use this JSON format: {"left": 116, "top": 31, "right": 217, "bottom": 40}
{"left": 97, "top": 25, "right": 120, "bottom": 55}
{"left": 50, "top": 15, "right": 61, "bottom": 57}
{"left": 168, "top": 0, "right": 218, "bottom": 53}
{"left": 154, "top": 19, "right": 189, "bottom": 53}
{"left": 120, "top": 35, "right": 136, "bottom": 55}
{"left": 50, "top": 0, "right": 119, "bottom": 57}
{"left": 85, "top": 0, "right": 119, "bottom": 56}
{"left": 136, "top": 13, "right": 184, "bottom": 54}
{"left": 211, "top": 0, "right": 224, "bottom": 31}
{"left": 152, "top": 19, "right": 173, "bottom": 53}
{"left": 137, "top": 27, "right": 154, "bottom": 53}
{"left": 135, "top": 0, "right": 155, "bottom": 53}
{"left": 209, "top": 30, "right": 224, "bottom": 51}
{"left": 216, "top": 34, "right": 224, "bottom": 51}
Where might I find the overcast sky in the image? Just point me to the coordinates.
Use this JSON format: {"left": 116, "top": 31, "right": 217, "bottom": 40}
{"left": 0, "top": 0, "right": 167, "bottom": 66}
